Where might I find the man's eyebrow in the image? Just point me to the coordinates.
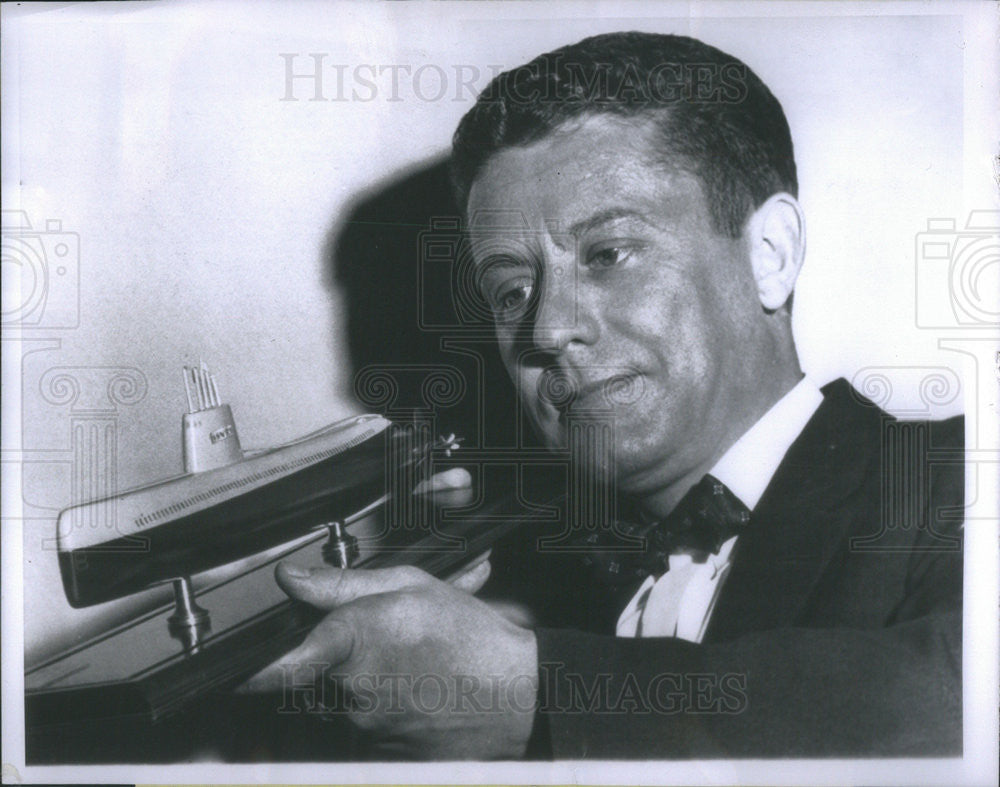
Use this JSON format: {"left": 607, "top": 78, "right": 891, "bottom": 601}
{"left": 567, "top": 208, "right": 650, "bottom": 236}
{"left": 475, "top": 251, "right": 532, "bottom": 271}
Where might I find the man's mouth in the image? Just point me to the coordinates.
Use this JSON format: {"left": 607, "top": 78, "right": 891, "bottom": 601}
{"left": 573, "top": 372, "right": 642, "bottom": 409}
{"left": 539, "top": 368, "right": 644, "bottom": 419}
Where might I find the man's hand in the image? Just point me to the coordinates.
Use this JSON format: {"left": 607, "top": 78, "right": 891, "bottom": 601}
{"left": 242, "top": 562, "right": 538, "bottom": 759}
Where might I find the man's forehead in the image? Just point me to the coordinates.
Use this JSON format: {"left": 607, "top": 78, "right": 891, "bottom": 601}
{"left": 464, "top": 113, "right": 698, "bottom": 238}
{"left": 469, "top": 115, "right": 656, "bottom": 197}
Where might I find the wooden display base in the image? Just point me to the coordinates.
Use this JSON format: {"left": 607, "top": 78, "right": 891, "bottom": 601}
{"left": 25, "top": 486, "right": 539, "bottom": 762}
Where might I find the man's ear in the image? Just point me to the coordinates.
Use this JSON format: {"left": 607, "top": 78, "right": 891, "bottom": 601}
{"left": 745, "top": 193, "right": 806, "bottom": 311}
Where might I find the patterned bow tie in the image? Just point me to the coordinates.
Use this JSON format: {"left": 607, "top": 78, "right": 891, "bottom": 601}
{"left": 578, "top": 474, "right": 752, "bottom": 585}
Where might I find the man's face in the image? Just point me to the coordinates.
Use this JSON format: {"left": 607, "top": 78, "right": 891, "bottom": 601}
{"left": 466, "top": 114, "right": 773, "bottom": 498}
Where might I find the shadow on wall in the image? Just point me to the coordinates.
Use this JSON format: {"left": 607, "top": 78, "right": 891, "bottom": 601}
{"left": 325, "top": 156, "right": 530, "bottom": 451}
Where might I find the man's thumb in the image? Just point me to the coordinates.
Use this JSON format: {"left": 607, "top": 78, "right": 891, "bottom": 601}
{"left": 275, "top": 561, "right": 430, "bottom": 610}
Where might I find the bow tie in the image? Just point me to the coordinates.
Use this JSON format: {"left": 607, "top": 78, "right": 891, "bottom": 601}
{"left": 578, "top": 474, "right": 752, "bottom": 584}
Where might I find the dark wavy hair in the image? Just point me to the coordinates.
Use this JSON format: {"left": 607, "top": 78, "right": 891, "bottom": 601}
{"left": 451, "top": 31, "right": 797, "bottom": 238}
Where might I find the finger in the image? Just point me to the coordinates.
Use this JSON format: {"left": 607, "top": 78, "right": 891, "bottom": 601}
{"left": 275, "top": 561, "right": 431, "bottom": 610}
{"left": 448, "top": 558, "right": 491, "bottom": 594}
{"left": 412, "top": 467, "right": 472, "bottom": 495}
{"left": 237, "top": 616, "right": 354, "bottom": 693}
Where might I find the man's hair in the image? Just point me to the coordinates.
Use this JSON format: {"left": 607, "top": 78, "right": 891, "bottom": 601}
{"left": 451, "top": 31, "right": 797, "bottom": 238}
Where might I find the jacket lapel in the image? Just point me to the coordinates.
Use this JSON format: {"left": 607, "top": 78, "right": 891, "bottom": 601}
{"left": 704, "top": 379, "right": 881, "bottom": 642}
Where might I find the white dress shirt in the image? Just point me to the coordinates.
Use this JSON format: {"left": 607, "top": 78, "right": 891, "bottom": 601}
{"left": 616, "top": 377, "right": 824, "bottom": 641}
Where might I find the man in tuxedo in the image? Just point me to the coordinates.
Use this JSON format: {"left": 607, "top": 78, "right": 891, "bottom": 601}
{"left": 246, "top": 31, "right": 963, "bottom": 758}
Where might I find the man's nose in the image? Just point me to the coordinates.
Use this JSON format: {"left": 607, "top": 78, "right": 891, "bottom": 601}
{"left": 531, "top": 263, "right": 597, "bottom": 352}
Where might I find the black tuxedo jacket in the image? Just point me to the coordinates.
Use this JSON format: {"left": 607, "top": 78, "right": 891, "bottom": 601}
{"left": 511, "top": 379, "right": 964, "bottom": 758}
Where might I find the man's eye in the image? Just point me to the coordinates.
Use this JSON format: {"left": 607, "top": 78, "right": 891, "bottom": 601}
{"left": 586, "top": 246, "right": 633, "bottom": 270}
{"left": 491, "top": 281, "right": 534, "bottom": 317}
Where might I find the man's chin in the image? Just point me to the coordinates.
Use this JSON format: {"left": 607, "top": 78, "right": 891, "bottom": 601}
{"left": 535, "top": 406, "right": 656, "bottom": 458}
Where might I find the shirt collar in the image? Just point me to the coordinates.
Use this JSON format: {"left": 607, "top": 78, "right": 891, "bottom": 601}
{"left": 708, "top": 376, "right": 823, "bottom": 511}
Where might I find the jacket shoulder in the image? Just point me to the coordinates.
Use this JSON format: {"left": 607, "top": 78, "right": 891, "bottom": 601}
{"left": 823, "top": 378, "right": 964, "bottom": 438}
